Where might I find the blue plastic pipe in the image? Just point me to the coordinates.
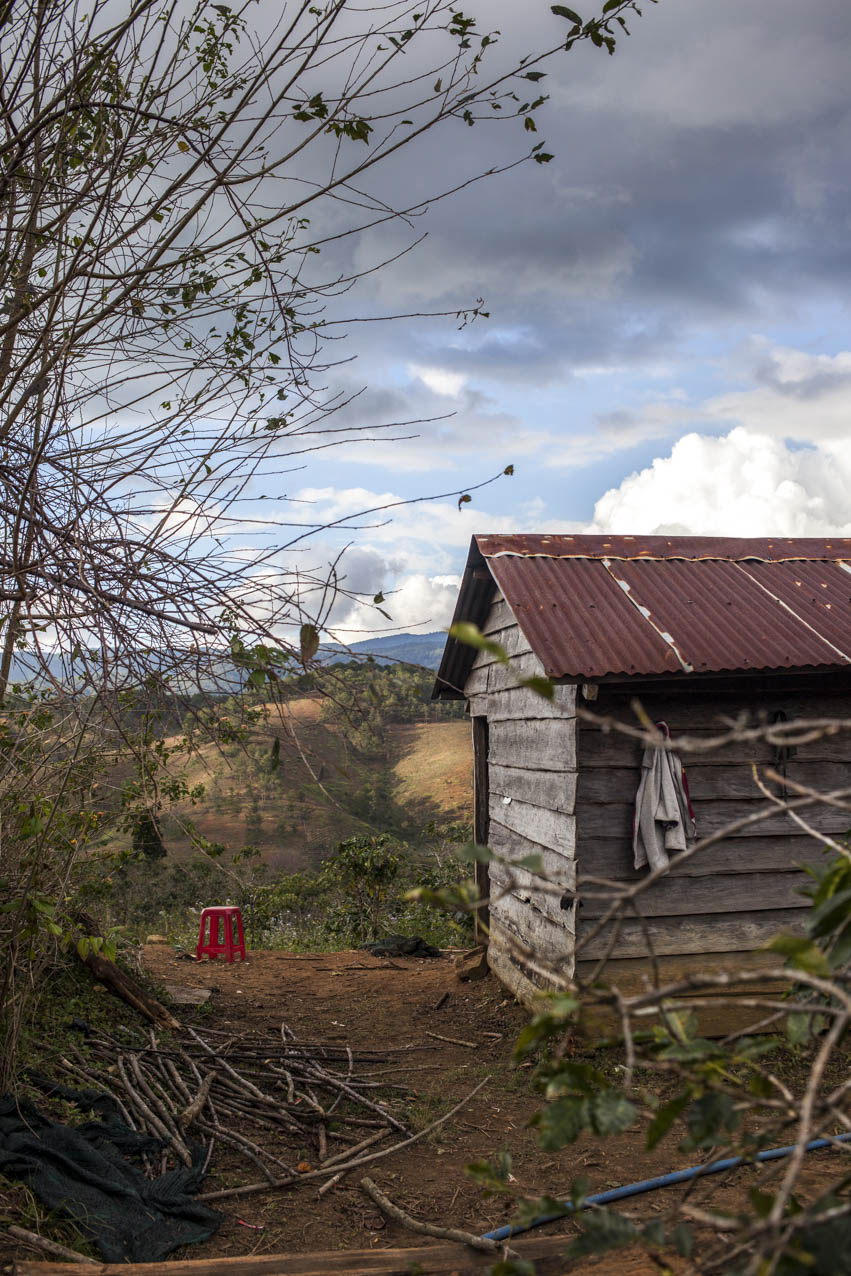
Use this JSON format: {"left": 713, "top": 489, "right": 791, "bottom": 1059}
{"left": 482, "top": 1132, "right": 851, "bottom": 1243}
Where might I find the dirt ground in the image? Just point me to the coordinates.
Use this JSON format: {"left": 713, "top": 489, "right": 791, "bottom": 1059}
{"left": 137, "top": 944, "right": 845, "bottom": 1274}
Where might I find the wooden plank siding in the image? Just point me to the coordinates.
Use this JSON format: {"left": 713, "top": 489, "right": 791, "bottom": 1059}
{"left": 579, "top": 833, "right": 828, "bottom": 882}
{"left": 490, "top": 763, "right": 576, "bottom": 812}
{"left": 573, "top": 685, "right": 851, "bottom": 977}
{"left": 579, "top": 869, "right": 809, "bottom": 919}
{"left": 576, "top": 908, "right": 809, "bottom": 961}
{"left": 575, "top": 950, "right": 794, "bottom": 1038}
{"left": 464, "top": 592, "right": 577, "bottom": 1006}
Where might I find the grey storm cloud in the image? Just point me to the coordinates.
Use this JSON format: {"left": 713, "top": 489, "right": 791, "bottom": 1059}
{"left": 300, "top": 0, "right": 851, "bottom": 391}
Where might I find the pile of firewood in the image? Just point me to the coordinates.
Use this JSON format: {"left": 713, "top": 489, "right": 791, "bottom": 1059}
{"left": 51, "top": 1020, "right": 467, "bottom": 1200}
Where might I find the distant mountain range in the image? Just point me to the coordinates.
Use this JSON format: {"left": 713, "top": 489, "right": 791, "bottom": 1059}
{"left": 4, "top": 632, "right": 449, "bottom": 690}
{"left": 321, "top": 631, "right": 447, "bottom": 670}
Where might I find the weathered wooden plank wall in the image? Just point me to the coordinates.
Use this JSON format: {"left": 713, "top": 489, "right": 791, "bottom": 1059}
{"left": 575, "top": 685, "right": 851, "bottom": 968}
{"left": 465, "top": 591, "right": 577, "bottom": 1006}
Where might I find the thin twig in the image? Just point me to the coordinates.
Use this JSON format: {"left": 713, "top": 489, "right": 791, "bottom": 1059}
{"left": 359, "top": 1176, "right": 498, "bottom": 1253}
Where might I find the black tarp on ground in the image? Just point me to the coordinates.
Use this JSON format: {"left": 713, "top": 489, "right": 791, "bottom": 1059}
{"left": 0, "top": 1081, "right": 222, "bottom": 1262}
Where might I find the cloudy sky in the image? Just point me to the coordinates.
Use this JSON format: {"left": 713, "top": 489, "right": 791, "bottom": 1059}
{"left": 252, "top": 0, "right": 851, "bottom": 640}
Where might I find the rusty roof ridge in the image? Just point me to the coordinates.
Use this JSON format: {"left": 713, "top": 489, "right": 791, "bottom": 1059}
{"left": 484, "top": 549, "right": 846, "bottom": 564}
{"left": 732, "top": 562, "right": 851, "bottom": 665}
{"left": 599, "top": 557, "right": 695, "bottom": 674}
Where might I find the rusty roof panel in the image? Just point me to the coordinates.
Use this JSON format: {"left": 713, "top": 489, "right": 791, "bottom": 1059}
{"left": 489, "top": 555, "right": 682, "bottom": 678}
{"left": 433, "top": 535, "right": 851, "bottom": 696}
{"left": 736, "top": 561, "right": 851, "bottom": 663}
{"left": 602, "top": 558, "right": 846, "bottom": 675}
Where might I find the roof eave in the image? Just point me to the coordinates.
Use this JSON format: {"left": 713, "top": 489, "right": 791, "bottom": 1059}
{"left": 432, "top": 538, "right": 495, "bottom": 699}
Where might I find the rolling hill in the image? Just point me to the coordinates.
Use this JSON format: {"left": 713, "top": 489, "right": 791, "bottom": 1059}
{"left": 141, "top": 695, "right": 471, "bottom": 874}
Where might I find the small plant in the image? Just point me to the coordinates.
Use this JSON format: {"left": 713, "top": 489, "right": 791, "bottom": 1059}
{"left": 319, "top": 834, "right": 401, "bottom": 942}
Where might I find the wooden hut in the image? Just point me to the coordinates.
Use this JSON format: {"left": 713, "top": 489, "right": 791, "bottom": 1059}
{"left": 434, "top": 534, "right": 851, "bottom": 1010}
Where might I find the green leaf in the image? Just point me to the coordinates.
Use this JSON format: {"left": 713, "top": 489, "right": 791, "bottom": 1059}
{"left": 749, "top": 1072, "right": 773, "bottom": 1098}
{"left": 448, "top": 622, "right": 509, "bottom": 664}
{"left": 551, "top": 5, "right": 582, "bottom": 22}
{"left": 749, "top": 1188, "right": 775, "bottom": 1219}
{"left": 20, "top": 807, "right": 44, "bottom": 837}
{"left": 515, "top": 853, "right": 544, "bottom": 872}
{"left": 299, "top": 623, "right": 320, "bottom": 664}
{"left": 534, "top": 1096, "right": 590, "bottom": 1149}
{"left": 786, "top": 1012, "right": 812, "bottom": 1046}
{"left": 767, "top": 933, "right": 831, "bottom": 977}
{"left": 570, "top": 1174, "right": 591, "bottom": 1208}
{"left": 512, "top": 1195, "right": 569, "bottom": 1228}
{"left": 457, "top": 840, "right": 494, "bottom": 863}
{"left": 827, "top": 924, "right": 851, "bottom": 968}
{"left": 642, "top": 1219, "right": 665, "bottom": 1246}
{"left": 589, "top": 1090, "right": 637, "bottom": 1136}
{"left": 545, "top": 1060, "right": 605, "bottom": 1095}
{"left": 522, "top": 71, "right": 546, "bottom": 81}
{"left": 533, "top": 152, "right": 554, "bottom": 164}
{"left": 465, "top": 1153, "right": 512, "bottom": 1195}
{"left": 567, "top": 1210, "right": 638, "bottom": 1258}
{"left": 809, "top": 887, "right": 851, "bottom": 939}
{"left": 520, "top": 675, "right": 554, "bottom": 700}
{"left": 503, "top": 464, "right": 514, "bottom": 475}
{"left": 672, "top": 1222, "right": 693, "bottom": 1258}
{"left": 685, "top": 1092, "right": 739, "bottom": 1148}
{"left": 646, "top": 1091, "right": 689, "bottom": 1150}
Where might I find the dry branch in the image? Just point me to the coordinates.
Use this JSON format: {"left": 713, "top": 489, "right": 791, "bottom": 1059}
{"left": 425, "top": 1031, "right": 478, "bottom": 1049}
{"left": 6, "top": 1225, "right": 98, "bottom": 1264}
{"left": 359, "top": 1177, "right": 498, "bottom": 1253}
{"left": 70, "top": 944, "right": 179, "bottom": 1031}
{"left": 179, "top": 1071, "right": 218, "bottom": 1130}
{"left": 198, "top": 1076, "right": 491, "bottom": 1202}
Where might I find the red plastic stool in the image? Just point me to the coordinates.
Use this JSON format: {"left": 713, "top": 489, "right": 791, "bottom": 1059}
{"left": 196, "top": 906, "right": 246, "bottom": 962}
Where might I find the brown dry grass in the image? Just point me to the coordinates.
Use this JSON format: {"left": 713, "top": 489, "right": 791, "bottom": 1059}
{"left": 96, "top": 702, "right": 473, "bottom": 874}
{"left": 391, "top": 721, "right": 472, "bottom": 822}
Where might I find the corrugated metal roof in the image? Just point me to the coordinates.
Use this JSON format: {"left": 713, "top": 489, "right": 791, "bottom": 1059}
{"left": 433, "top": 535, "right": 851, "bottom": 696}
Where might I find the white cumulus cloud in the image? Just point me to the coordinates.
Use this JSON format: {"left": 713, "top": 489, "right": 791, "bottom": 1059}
{"left": 589, "top": 427, "right": 851, "bottom": 536}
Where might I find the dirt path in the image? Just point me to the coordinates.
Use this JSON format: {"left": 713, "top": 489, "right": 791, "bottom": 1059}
{"left": 142, "top": 945, "right": 842, "bottom": 1274}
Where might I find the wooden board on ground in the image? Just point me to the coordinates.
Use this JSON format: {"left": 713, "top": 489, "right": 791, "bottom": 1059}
{"left": 164, "top": 984, "right": 212, "bottom": 1005}
{"left": 11, "top": 1232, "right": 580, "bottom": 1276}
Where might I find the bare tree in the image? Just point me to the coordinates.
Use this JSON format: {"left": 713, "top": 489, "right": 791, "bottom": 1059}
{"left": 0, "top": 0, "right": 648, "bottom": 696}
{"left": 0, "top": 0, "right": 649, "bottom": 1077}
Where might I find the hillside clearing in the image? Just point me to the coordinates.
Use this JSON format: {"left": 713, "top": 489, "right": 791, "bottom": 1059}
{"left": 390, "top": 721, "right": 472, "bottom": 819}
